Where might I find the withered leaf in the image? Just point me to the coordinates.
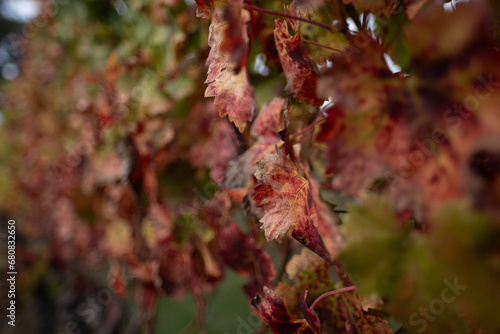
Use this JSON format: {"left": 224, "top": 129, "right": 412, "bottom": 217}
{"left": 223, "top": 97, "right": 285, "bottom": 189}
{"left": 274, "top": 18, "right": 324, "bottom": 106}
{"left": 198, "top": 0, "right": 255, "bottom": 132}
{"left": 253, "top": 147, "right": 331, "bottom": 262}
{"left": 335, "top": 288, "right": 393, "bottom": 333}
{"left": 253, "top": 287, "right": 320, "bottom": 334}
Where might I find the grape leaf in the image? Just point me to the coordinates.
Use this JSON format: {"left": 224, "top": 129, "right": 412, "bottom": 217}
{"left": 187, "top": 105, "right": 239, "bottom": 183}
{"left": 252, "top": 97, "right": 285, "bottom": 138}
{"left": 219, "top": 223, "right": 276, "bottom": 298}
{"left": 334, "top": 289, "right": 393, "bottom": 334}
{"left": 274, "top": 15, "right": 324, "bottom": 106}
{"left": 253, "top": 147, "right": 331, "bottom": 261}
{"left": 316, "top": 106, "right": 386, "bottom": 195}
{"left": 201, "top": 191, "right": 276, "bottom": 298}
{"left": 277, "top": 248, "right": 391, "bottom": 334}
{"left": 299, "top": 291, "right": 322, "bottom": 333}
{"left": 223, "top": 97, "right": 285, "bottom": 189}
{"left": 197, "top": 0, "right": 255, "bottom": 132}
{"left": 317, "top": 38, "right": 398, "bottom": 115}
{"left": 252, "top": 287, "right": 320, "bottom": 334}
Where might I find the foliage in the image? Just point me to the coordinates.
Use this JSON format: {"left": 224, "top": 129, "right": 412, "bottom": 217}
{"left": 1, "top": 0, "right": 500, "bottom": 333}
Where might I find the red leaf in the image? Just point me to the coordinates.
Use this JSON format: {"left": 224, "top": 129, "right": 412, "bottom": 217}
{"left": 252, "top": 287, "right": 320, "bottom": 334}
{"left": 195, "top": 0, "right": 213, "bottom": 19}
{"left": 219, "top": 223, "right": 276, "bottom": 298}
{"left": 274, "top": 17, "right": 324, "bottom": 106}
{"left": 299, "top": 291, "right": 322, "bottom": 333}
{"left": 317, "top": 38, "right": 396, "bottom": 115}
{"left": 220, "top": 0, "right": 249, "bottom": 71}
{"left": 335, "top": 288, "right": 393, "bottom": 333}
{"left": 252, "top": 97, "right": 285, "bottom": 138}
{"left": 253, "top": 147, "right": 331, "bottom": 262}
{"left": 198, "top": 0, "right": 255, "bottom": 132}
{"left": 223, "top": 97, "right": 285, "bottom": 189}
{"left": 188, "top": 102, "right": 239, "bottom": 183}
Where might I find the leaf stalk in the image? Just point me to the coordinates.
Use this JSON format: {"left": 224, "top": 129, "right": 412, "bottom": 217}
{"left": 310, "top": 285, "right": 357, "bottom": 310}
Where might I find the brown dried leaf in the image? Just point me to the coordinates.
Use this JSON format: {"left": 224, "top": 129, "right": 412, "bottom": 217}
{"left": 274, "top": 19, "right": 324, "bottom": 106}
{"left": 253, "top": 147, "right": 331, "bottom": 261}
{"left": 200, "top": 0, "right": 255, "bottom": 132}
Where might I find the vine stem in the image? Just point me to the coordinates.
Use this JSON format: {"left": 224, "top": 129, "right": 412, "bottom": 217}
{"left": 242, "top": 4, "right": 337, "bottom": 32}
{"left": 310, "top": 286, "right": 357, "bottom": 310}
{"left": 302, "top": 38, "right": 343, "bottom": 53}
{"left": 290, "top": 117, "right": 327, "bottom": 138}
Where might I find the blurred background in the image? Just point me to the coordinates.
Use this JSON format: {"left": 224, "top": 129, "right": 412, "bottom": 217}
{"left": 0, "top": 0, "right": 38, "bottom": 80}
{"left": 0, "top": 1, "right": 261, "bottom": 333}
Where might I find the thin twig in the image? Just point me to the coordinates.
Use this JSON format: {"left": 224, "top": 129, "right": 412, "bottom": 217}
{"left": 243, "top": 3, "right": 337, "bottom": 32}
{"left": 290, "top": 117, "right": 327, "bottom": 138}
{"left": 302, "top": 38, "right": 343, "bottom": 53}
